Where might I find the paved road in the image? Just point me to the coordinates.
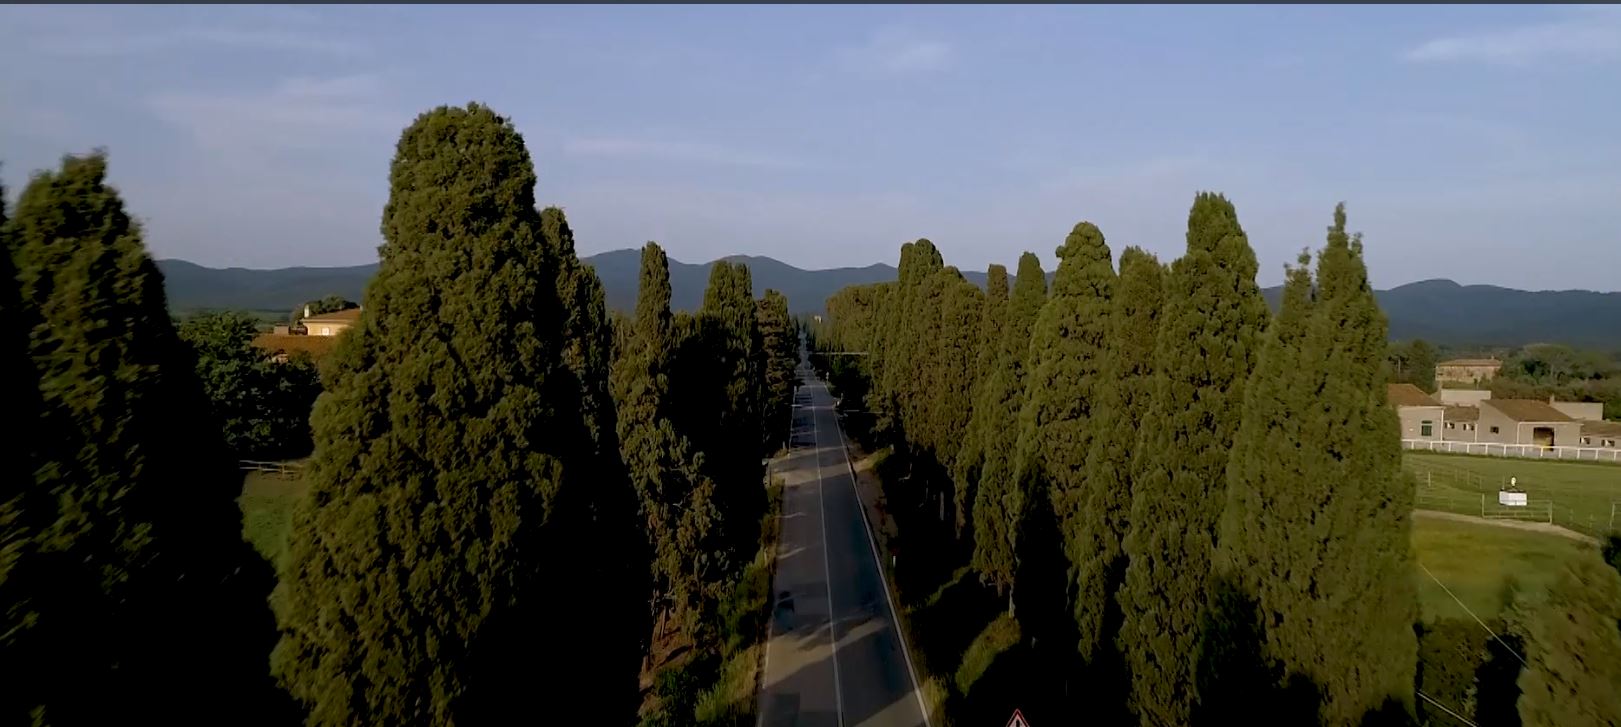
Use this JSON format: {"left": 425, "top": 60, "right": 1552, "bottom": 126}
{"left": 758, "top": 364, "right": 929, "bottom": 727}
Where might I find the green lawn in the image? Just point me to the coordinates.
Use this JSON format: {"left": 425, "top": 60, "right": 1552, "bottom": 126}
{"left": 239, "top": 470, "right": 310, "bottom": 568}
{"left": 1404, "top": 452, "right": 1621, "bottom": 536}
{"left": 1411, "top": 514, "right": 1598, "bottom": 622}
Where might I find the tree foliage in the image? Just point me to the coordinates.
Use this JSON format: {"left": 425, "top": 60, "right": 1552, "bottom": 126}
{"left": 970, "top": 252, "right": 1047, "bottom": 597}
{"left": 1118, "top": 192, "right": 1269, "bottom": 726}
{"left": 611, "top": 242, "right": 730, "bottom": 640}
{"left": 1216, "top": 205, "right": 1417, "bottom": 725}
{"left": 1010, "top": 222, "right": 1115, "bottom": 648}
{"left": 179, "top": 311, "right": 322, "bottom": 459}
{"left": 758, "top": 288, "right": 798, "bottom": 451}
{"left": 270, "top": 104, "right": 643, "bottom": 724}
{"left": 953, "top": 264, "right": 1009, "bottom": 537}
{"left": 2, "top": 153, "right": 279, "bottom": 724}
{"left": 1072, "top": 246, "right": 1164, "bottom": 662}
{"left": 1517, "top": 554, "right": 1621, "bottom": 727}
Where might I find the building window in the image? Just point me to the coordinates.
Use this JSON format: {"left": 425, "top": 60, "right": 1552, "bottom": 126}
{"left": 1606, "top": 439, "right": 1617, "bottom": 448}
{"left": 1584, "top": 437, "right": 1593, "bottom": 445}
{"left": 1490, "top": 426, "right": 1500, "bottom": 434}
{"left": 1446, "top": 422, "right": 1455, "bottom": 429}
{"left": 1467, "top": 424, "right": 1475, "bottom": 431}
{"left": 1421, "top": 421, "right": 1434, "bottom": 437}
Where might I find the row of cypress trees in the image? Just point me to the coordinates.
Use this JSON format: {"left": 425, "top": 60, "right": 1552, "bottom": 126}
{"left": 815, "top": 194, "right": 1420, "bottom": 725}
{"left": 2, "top": 102, "right": 797, "bottom": 725}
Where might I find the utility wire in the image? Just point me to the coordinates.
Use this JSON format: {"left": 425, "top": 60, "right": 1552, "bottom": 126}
{"left": 1417, "top": 689, "right": 1479, "bottom": 727}
{"left": 1417, "top": 562, "right": 1529, "bottom": 668}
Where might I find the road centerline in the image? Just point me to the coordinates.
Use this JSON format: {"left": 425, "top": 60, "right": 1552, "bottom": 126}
{"left": 811, "top": 394, "right": 846, "bottom": 726}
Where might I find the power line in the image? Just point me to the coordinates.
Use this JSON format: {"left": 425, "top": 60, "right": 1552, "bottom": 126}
{"left": 1417, "top": 562, "right": 1529, "bottom": 669}
{"left": 1417, "top": 689, "right": 1479, "bottom": 727}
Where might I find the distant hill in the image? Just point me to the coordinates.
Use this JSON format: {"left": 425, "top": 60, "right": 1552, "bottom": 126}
{"left": 156, "top": 256, "right": 1621, "bottom": 349}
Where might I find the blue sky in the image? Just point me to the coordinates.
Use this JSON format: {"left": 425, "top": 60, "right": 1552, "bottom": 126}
{"left": 2, "top": 5, "right": 1618, "bottom": 290}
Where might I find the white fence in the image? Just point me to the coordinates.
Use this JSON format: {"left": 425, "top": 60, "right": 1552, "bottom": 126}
{"left": 1403, "top": 439, "right": 1621, "bottom": 463}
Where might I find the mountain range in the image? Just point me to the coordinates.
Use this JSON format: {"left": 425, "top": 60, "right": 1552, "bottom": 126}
{"left": 156, "top": 253, "right": 1621, "bottom": 349}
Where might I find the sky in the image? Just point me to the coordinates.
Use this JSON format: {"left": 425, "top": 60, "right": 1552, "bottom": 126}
{"left": 2, "top": 5, "right": 1619, "bottom": 291}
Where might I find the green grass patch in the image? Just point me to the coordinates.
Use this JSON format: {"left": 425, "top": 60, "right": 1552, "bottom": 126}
{"left": 1405, "top": 452, "right": 1621, "bottom": 536}
{"left": 1411, "top": 515, "right": 1597, "bottom": 621}
{"left": 239, "top": 470, "right": 309, "bottom": 567}
{"left": 954, "top": 613, "right": 1020, "bottom": 698}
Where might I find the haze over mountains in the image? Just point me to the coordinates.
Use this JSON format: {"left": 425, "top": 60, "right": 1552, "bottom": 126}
{"left": 157, "top": 254, "right": 1621, "bottom": 349}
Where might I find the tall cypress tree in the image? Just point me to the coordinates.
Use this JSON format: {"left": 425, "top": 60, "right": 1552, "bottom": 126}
{"left": 876, "top": 240, "right": 945, "bottom": 444}
{"left": 539, "top": 206, "right": 649, "bottom": 714}
{"left": 272, "top": 104, "right": 640, "bottom": 724}
{"left": 1118, "top": 192, "right": 1268, "bottom": 726}
{"left": 1010, "top": 222, "right": 1115, "bottom": 653}
{"left": 1517, "top": 554, "right": 1621, "bottom": 727}
{"left": 971, "top": 252, "right": 1047, "bottom": 601}
{"left": 0, "top": 179, "right": 57, "bottom": 723}
{"left": 693, "top": 261, "right": 766, "bottom": 551}
{"left": 4, "top": 154, "right": 279, "bottom": 724}
{"left": 1203, "top": 250, "right": 1319, "bottom": 724}
{"left": 758, "top": 288, "right": 798, "bottom": 451}
{"left": 954, "top": 263, "right": 1009, "bottom": 538}
{"left": 612, "top": 243, "right": 729, "bottom": 640}
{"left": 1073, "top": 247, "right": 1164, "bottom": 663}
{"left": 1296, "top": 205, "right": 1416, "bottom": 724}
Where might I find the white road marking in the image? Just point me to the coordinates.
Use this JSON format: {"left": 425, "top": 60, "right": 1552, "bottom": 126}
{"left": 811, "top": 392, "right": 846, "bottom": 726}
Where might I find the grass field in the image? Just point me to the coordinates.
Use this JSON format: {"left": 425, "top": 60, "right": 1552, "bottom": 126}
{"left": 1411, "top": 514, "right": 1599, "bottom": 622}
{"left": 239, "top": 470, "right": 310, "bottom": 567}
{"left": 1404, "top": 452, "right": 1621, "bottom": 536}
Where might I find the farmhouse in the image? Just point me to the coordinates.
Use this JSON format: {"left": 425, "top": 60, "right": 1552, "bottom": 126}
{"left": 1388, "top": 383, "right": 1444, "bottom": 441}
{"left": 1475, "top": 399, "right": 1581, "bottom": 447}
{"left": 301, "top": 307, "right": 362, "bottom": 337}
{"left": 1435, "top": 358, "right": 1501, "bottom": 385}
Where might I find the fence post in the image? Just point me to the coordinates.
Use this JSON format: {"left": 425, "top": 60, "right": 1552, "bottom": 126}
{"left": 1480, "top": 493, "right": 1485, "bottom": 518}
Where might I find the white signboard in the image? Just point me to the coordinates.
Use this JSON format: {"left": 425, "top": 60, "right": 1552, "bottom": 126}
{"left": 1498, "top": 491, "right": 1527, "bottom": 507}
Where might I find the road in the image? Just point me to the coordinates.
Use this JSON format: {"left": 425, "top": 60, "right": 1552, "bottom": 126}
{"left": 757, "top": 363, "right": 930, "bottom": 727}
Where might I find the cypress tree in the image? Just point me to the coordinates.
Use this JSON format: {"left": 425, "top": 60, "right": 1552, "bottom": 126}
{"left": 1118, "top": 192, "right": 1268, "bottom": 726}
{"left": 971, "top": 252, "right": 1047, "bottom": 601}
{"left": 954, "top": 263, "right": 1009, "bottom": 538}
{"left": 1010, "top": 222, "right": 1115, "bottom": 653}
{"left": 920, "top": 271, "right": 983, "bottom": 474}
{"left": 1073, "top": 247, "right": 1164, "bottom": 663}
{"left": 539, "top": 206, "right": 649, "bottom": 714}
{"left": 1517, "top": 554, "right": 1621, "bottom": 727}
{"left": 758, "top": 288, "right": 798, "bottom": 451}
{"left": 272, "top": 104, "right": 640, "bottom": 724}
{"left": 1203, "top": 250, "right": 1319, "bottom": 724}
{"left": 3, "top": 154, "right": 279, "bottom": 724}
{"left": 693, "top": 261, "right": 766, "bottom": 551}
{"left": 612, "top": 242, "right": 729, "bottom": 640}
{"left": 1291, "top": 205, "right": 1416, "bottom": 724}
{"left": 0, "top": 179, "right": 57, "bottom": 723}
{"left": 875, "top": 240, "right": 944, "bottom": 443}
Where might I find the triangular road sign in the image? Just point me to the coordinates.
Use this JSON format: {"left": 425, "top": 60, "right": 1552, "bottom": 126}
{"left": 1006, "top": 708, "right": 1030, "bottom": 727}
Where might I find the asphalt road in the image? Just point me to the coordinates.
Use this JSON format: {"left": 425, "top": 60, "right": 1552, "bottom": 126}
{"left": 757, "top": 364, "right": 929, "bottom": 727}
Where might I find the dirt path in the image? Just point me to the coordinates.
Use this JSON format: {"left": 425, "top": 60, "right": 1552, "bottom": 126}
{"left": 1414, "top": 509, "right": 1598, "bottom": 544}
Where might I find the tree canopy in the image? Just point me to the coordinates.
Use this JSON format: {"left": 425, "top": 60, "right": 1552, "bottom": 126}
{"left": 3, "top": 153, "right": 279, "bottom": 724}
{"left": 1119, "top": 192, "right": 1269, "bottom": 726}
{"left": 270, "top": 104, "right": 644, "bottom": 724}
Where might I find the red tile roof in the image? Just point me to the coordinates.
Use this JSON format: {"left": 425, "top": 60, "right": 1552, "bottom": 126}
{"left": 1388, "top": 383, "right": 1442, "bottom": 408}
{"left": 253, "top": 333, "right": 338, "bottom": 359}
{"left": 1482, "top": 399, "right": 1573, "bottom": 423}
